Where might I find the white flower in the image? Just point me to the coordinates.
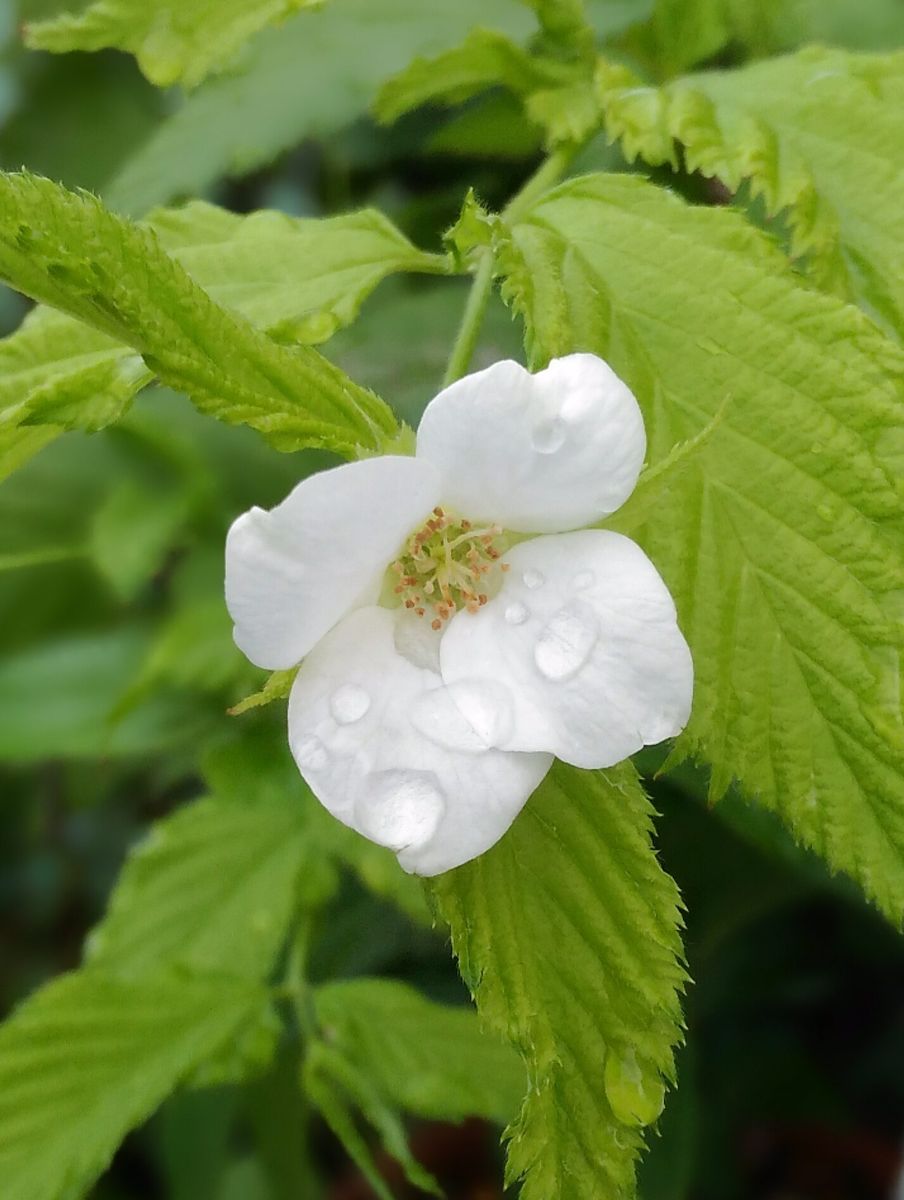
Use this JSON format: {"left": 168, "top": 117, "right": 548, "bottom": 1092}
{"left": 225, "top": 354, "right": 693, "bottom": 876}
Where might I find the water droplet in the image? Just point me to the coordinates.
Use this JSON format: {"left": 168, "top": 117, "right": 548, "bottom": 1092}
{"left": 531, "top": 416, "right": 567, "bottom": 454}
{"left": 522, "top": 568, "right": 545, "bottom": 590}
{"left": 412, "top": 680, "right": 514, "bottom": 751}
{"left": 604, "top": 1047, "right": 665, "bottom": 1128}
{"left": 817, "top": 503, "right": 834, "bottom": 522}
{"left": 810, "top": 441, "right": 824, "bottom": 455}
{"left": 572, "top": 569, "right": 595, "bottom": 590}
{"left": 356, "top": 769, "right": 446, "bottom": 851}
{"left": 505, "top": 601, "right": 529, "bottom": 625}
{"left": 294, "top": 734, "right": 329, "bottom": 771}
{"left": 330, "top": 684, "right": 371, "bottom": 724}
{"left": 534, "top": 600, "right": 599, "bottom": 681}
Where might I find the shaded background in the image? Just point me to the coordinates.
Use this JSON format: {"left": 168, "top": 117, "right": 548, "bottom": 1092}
{"left": 1, "top": 0, "right": 903, "bottom": 1196}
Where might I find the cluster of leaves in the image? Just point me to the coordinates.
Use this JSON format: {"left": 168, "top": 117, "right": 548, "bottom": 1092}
{"left": 1, "top": 0, "right": 904, "bottom": 1198}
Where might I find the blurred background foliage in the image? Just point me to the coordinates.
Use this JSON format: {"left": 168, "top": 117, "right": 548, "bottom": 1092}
{"left": 1, "top": 0, "right": 903, "bottom": 1196}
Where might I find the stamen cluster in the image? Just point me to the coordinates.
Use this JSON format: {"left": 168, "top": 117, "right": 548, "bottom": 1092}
{"left": 391, "top": 507, "right": 508, "bottom": 629}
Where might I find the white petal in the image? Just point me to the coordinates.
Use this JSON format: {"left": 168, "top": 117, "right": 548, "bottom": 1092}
{"left": 225, "top": 456, "right": 440, "bottom": 669}
{"left": 440, "top": 531, "right": 693, "bottom": 768}
{"left": 287, "top": 606, "right": 552, "bottom": 875}
{"left": 416, "top": 354, "right": 645, "bottom": 533}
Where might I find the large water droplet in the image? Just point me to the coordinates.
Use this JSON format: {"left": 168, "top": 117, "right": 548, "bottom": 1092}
{"left": 412, "top": 680, "right": 513, "bottom": 751}
{"left": 534, "top": 600, "right": 599, "bottom": 681}
{"left": 531, "top": 416, "right": 567, "bottom": 454}
{"left": 572, "top": 569, "right": 595, "bottom": 590}
{"left": 522, "top": 568, "right": 545, "bottom": 590}
{"left": 330, "top": 684, "right": 371, "bottom": 724}
{"left": 356, "top": 769, "right": 446, "bottom": 851}
{"left": 294, "top": 734, "right": 329, "bottom": 771}
{"left": 505, "top": 601, "right": 529, "bottom": 626}
{"left": 603, "top": 1047, "right": 665, "bottom": 1128}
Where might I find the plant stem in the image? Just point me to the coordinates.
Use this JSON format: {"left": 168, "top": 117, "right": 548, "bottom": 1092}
{"left": 441, "top": 143, "right": 581, "bottom": 386}
{"left": 442, "top": 250, "right": 495, "bottom": 387}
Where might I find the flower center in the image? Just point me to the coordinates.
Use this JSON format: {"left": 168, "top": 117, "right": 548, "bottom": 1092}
{"left": 389, "top": 507, "right": 509, "bottom": 630}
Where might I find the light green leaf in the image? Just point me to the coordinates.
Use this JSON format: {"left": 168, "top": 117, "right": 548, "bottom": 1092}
{"left": 105, "top": 0, "right": 536, "bottom": 216}
{"left": 374, "top": 28, "right": 571, "bottom": 126}
{"left": 305, "top": 1040, "right": 441, "bottom": 1197}
{"left": 597, "top": 48, "right": 904, "bottom": 339}
{"left": 499, "top": 171, "right": 904, "bottom": 921}
{"left": 0, "top": 627, "right": 215, "bottom": 761}
{"left": 0, "top": 971, "right": 266, "bottom": 1200}
{"left": 1, "top": 201, "right": 433, "bottom": 477}
{"left": 26, "top": 0, "right": 320, "bottom": 88}
{"left": 90, "top": 477, "right": 189, "bottom": 600}
{"left": 0, "top": 172, "right": 399, "bottom": 459}
{"left": 302, "top": 1054, "right": 395, "bottom": 1200}
{"left": 431, "top": 762, "right": 687, "bottom": 1199}
{"left": 85, "top": 794, "right": 312, "bottom": 979}
{"left": 314, "top": 977, "right": 525, "bottom": 1124}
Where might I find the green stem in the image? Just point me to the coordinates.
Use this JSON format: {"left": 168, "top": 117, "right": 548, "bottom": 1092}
{"left": 442, "top": 143, "right": 581, "bottom": 386}
{"left": 442, "top": 250, "right": 495, "bottom": 387}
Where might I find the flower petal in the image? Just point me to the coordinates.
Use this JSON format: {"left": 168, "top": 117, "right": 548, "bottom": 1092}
{"left": 440, "top": 531, "right": 693, "bottom": 768}
{"left": 287, "top": 605, "right": 552, "bottom": 875}
{"left": 225, "top": 456, "right": 440, "bottom": 669}
{"left": 416, "top": 354, "right": 646, "bottom": 533}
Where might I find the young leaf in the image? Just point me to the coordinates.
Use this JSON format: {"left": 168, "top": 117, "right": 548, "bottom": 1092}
{"left": 598, "top": 48, "right": 904, "bottom": 339}
{"left": 374, "top": 28, "right": 572, "bottom": 126}
{"left": 26, "top": 0, "right": 320, "bottom": 89}
{"left": 498, "top": 171, "right": 904, "bottom": 921}
{"left": 104, "top": 0, "right": 536, "bottom": 215}
{"left": 85, "top": 795, "right": 315, "bottom": 979}
{"left": 431, "top": 762, "right": 687, "bottom": 1200}
{"left": 314, "top": 977, "right": 525, "bottom": 1124}
{"left": 0, "top": 971, "right": 266, "bottom": 1200}
{"left": 0, "top": 172, "right": 399, "bottom": 458}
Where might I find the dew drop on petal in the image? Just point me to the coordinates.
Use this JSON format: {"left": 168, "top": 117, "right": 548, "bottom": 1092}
{"left": 505, "top": 601, "right": 529, "bottom": 626}
{"left": 572, "top": 569, "right": 595, "bottom": 590}
{"left": 522, "top": 568, "right": 545, "bottom": 590}
{"left": 294, "top": 734, "right": 330, "bottom": 771}
{"left": 356, "top": 769, "right": 446, "bottom": 851}
{"left": 412, "top": 680, "right": 513, "bottom": 751}
{"left": 531, "top": 415, "right": 567, "bottom": 454}
{"left": 534, "top": 600, "right": 599, "bottom": 681}
{"left": 603, "top": 1047, "right": 665, "bottom": 1128}
{"left": 329, "top": 684, "right": 371, "bottom": 724}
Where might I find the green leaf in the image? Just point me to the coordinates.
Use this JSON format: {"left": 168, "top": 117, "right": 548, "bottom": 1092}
{"left": 314, "top": 977, "right": 525, "bottom": 1124}
{"left": 26, "top": 0, "right": 320, "bottom": 89}
{"left": 0, "top": 627, "right": 215, "bottom": 760}
{"left": 431, "top": 762, "right": 687, "bottom": 1199}
{"left": 90, "top": 477, "right": 189, "bottom": 600}
{"left": 302, "top": 1054, "right": 395, "bottom": 1200}
{"left": 86, "top": 794, "right": 312, "bottom": 979}
{"left": 0, "top": 172, "right": 399, "bottom": 458}
{"left": 104, "top": 0, "right": 536, "bottom": 216}
{"left": 597, "top": 48, "right": 904, "bottom": 339}
{"left": 498, "top": 171, "right": 904, "bottom": 921}
{"left": 374, "top": 28, "right": 571, "bottom": 126}
{"left": 1, "top": 201, "right": 433, "bottom": 477}
{"left": 304, "top": 1040, "right": 441, "bottom": 1197}
{"left": 0, "top": 970, "right": 266, "bottom": 1200}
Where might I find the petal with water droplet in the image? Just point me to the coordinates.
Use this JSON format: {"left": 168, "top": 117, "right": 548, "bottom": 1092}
{"left": 288, "top": 606, "right": 552, "bottom": 875}
{"left": 417, "top": 354, "right": 645, "bottom": 533}
{"left": 440, "top": 531, "right": 693, "bottom": 768}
